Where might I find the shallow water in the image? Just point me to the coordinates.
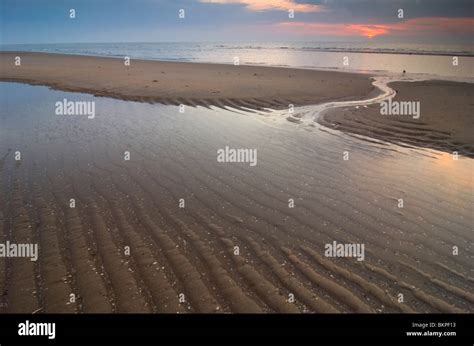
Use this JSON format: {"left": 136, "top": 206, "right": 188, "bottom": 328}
{"left": 0, "top": 82, "right": 472, "bottom": 313}
{"left": 2, "top": 42, "right": 474, "bottom": 79}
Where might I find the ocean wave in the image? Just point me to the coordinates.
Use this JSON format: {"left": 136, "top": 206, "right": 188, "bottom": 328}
{"left": 209, "top": 44, "right": 474, "bottom": 56}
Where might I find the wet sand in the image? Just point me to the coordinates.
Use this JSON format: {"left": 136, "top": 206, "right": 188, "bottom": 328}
{"left": 318, "top": 80, "right": 474, "bottom": 158}
{"left": 0, "top": 51, "right": 374, "bottom": 109}
{"left": 0, "top": 82, "right": 472, "bottom": 313}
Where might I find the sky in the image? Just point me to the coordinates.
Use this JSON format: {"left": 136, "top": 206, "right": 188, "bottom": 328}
{"left": 1, "top": 0, "right": 473, "bottom": 45}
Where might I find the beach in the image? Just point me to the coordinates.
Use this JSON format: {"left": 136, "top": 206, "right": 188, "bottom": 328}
{"left": 318, "top": 80, "right": 474, "bottom": 158}
{"left": 0, "top": 67, "right": 472, "bottom": 313}
{"left": 2, "top": 51, "right": 472, "bottom": 155}
{"left": 0, "top": 52, "right": 375, "bottom": 109}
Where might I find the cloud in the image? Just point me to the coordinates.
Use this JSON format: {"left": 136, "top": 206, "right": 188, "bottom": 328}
{"left": 276, "top": 17, "right": 474, "bottom": 38}
{"left": 199, "top": 0, "right": 325, "bottom": 12}
{"left": 398, "top": 17, "right": 474, "bottom": 34}
{"left": 277, "top": 22, "right": 389, "bottom": 37}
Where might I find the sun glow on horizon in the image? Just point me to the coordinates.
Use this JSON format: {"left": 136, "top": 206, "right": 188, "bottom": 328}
{"left": 348, "top": 24, "right": 389, "bottom": 38}
{"left": 276, "top": 17, "right": 474, "bottom": 39}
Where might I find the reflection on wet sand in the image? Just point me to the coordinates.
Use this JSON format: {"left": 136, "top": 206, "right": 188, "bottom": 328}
{"left": 0, "top": 82, "right": 472, "bottom": 313}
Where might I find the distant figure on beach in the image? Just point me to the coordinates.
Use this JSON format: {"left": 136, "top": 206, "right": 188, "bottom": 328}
{"left": 403, "top": 70, "right": 406, "bottom": 74}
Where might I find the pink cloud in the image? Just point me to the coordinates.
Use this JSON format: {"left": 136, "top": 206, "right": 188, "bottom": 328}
{"left": 276, "top": 17, "right": 474, "bottom": 38}
{"left": 199, "top": 0, "right": 325, "bottom": 12}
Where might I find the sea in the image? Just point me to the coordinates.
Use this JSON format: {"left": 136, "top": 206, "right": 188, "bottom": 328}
{"left": 1, "top": 42, "right": 473, "bottom": 80}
